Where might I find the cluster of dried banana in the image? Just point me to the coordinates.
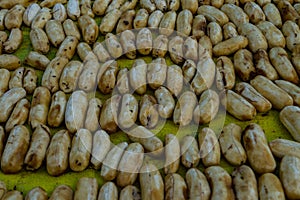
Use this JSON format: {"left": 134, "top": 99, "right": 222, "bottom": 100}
{"left": 1, "top": 123, "right": 300, "bottom": 199}
{"left": 1, "top": 0, "right": 300, "bottom": 197}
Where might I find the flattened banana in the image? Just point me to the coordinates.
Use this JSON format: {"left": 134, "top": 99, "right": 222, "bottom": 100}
{"left": 253, "top": 49, "right": 279, "bottom": 80}
{"left": 91, "top": 130, "right": 111, "bottom": 169}
{"left": 223, "top": 22, "right": 238, "bottom": 39}
{"left": 67, "top": 0, "right": 80, "bottom": 20}
{"left": 191, "top": 51, "right": 216, "bottom": 95}
{"left": 148, "top": 10, "right": 163, "bottom": 28}
{"left": 258, "top": 173, "right": 285, "bottom": 200}
{"left": 275, "top": 80, "right": 300, "bottom": 106}
{"left": 99, "top": 95, "right": 121, "bottom": 133}
{"left": 46, "top": 130, "right": 71, "bottom": 176}
{"left": 84, "top": 98, "right": 102, "bottom": 132}
{"left": 92, "top": 0, "right": 111, "bottom": 16}
{"left": 65, "top": 90, "right": 88, "bottom": 134}
{"left": 192, "top": 15, "right": 206, "bottom": 39}
{"left": 101, "top": 142, "right": 128, "bottom": 181}
{"left": 155, "top": 86, "right": 175, "bottom": 119}
{"left": 98, "top": 182, "right": 118, "bottom": 200}
{"left": 45, "top": 20, "right": 65, "bottom": 47}
{"left": 198, "top": 128, "right": 221, "bottom": 167}
{"left": 24, "top": 51, "right": 50, "bottom": 70}
{"left": 5, "top": 98, "right": 30, "bottom": 133}
{"left": 129, "top": 59, "right": 147, "bottom": 95}
{"left": 232, "top": 165, "right": 258, "bottom": 200}
{"left": 25, "top": 187, "right": 48, "bottom": 200}
{"left": 280, "top": 106, "right": 300, "bottom": 142}
{"left": 3, "top": 28, "right": 22, "bottom": 53}
{"left": 180, "top": 135, "right": 200, "bottom": 168}
{"left": 133, "top": 8, "right": 149, "bottom": 29}
{"left": 119, "top": 185, "right": 141, "bottom": 200}
{"left": 52, "top": 3, "right": 67, "bottom": 23}
{"left": 140, "top": 163, "right": 164, "bottom": 200}
{"left": 42, "top": 56, "right": 69, "bottom": 93}
{"left": 49, "top": 185, "right": 73, "bottom": 200}
{"left": 79, "top": 58, "right": 100, "bottom": 92}
{"left": 99, "top": 9, "right": 121, "bottom": 35}
{"left": 256, "top": 20, "right": 285, "bottom": 48}
{"left": 30, "top": 28, "right": 50, "bottom": 54}
{"left": 69, "top": 129, "right": 92, "bottom": 172}
{"left": 221, "top": 90, "right": 256, "bottom": 121}
{"left": 97, "top": 60, "right": 118, "bottom": 94}
{"left": 56, "top": 36, "right": 79, "bottom": 60}
{"left": 59, "top": 60, "right": 83, "bottom": 93}
{"left": 263, "top": 3, "right": 282, "bottom": 28}
{"left": 165, "top": 173, "right": 187, "bottom": 200}
{"left": 120, "top": 30, "right": 136, "bottom": 59}
{"left": 128, "top": 125, "right": 163, "bottom": 156}
{"left": 0, "top": 69, "right": 10, "bottom": 97}
{"left": 105, "top": 33, "right": 122, "bottom": 59}
{"left": 221, "top": 4, "right": 249, "bottom": 26}
{"left": 193, "top": 89, "right": 219, "bottom": 124}
{"left": 238, "top": 22, "right": 268, "bottom": 53}
{"left": 250, "top": 75, "right": 293, "bottom": 110}
{"left": 116, "top": 68, "right": 130, "bottom": 94}
{"left": 176, "top": 9, "right": 193, "bottom": 36}
{"left": 219, "top": 123, "right": 247, "bottom": 165}
{"left": 4, "top": 5, "right": 25, "bottom": 30}
{"left": 78, "top": 15, "right": 98, "bottom": 44}
{"left": 31, "top": 8, "right": 52, "bottom": 29}
{"left": 243, "top": 123, "right": 276, "bottom": 173}
{"left": 164, "top": 134, "right": 180, "bottom": 174}
{"left": 139, "top": 94, "right": 159, "bottom": 128}
{"left": 215, "top": 56, "right": 235, "bottom": 90}
{"left": 168, "top": 36, "right": 184, "bottom": 64}
{"left": 147, "top": 57, "right": 167, "bottom": 89}
{"left": 207, "top": 22, "right": 223, "bottom": 45}
{"left": 167, "top": 65, "right": 183, "bottom": 96}
{"left": 152, "top": 34, "right": 168, "bottom": 58}
{"left": 136, "top": 28, "right": 152, "bottom": 55}
{"left": 24, "top": 124, "right": 50, "bottom": 171}
{"left": 235, "top": 82, "right": 272, "bottom": 113}
{"left": 244, "top": 2, "right": 265, "bottom": 24}
{"left": 28, "top": 87, "right": 51, "bottom": 129}
{"left": 0, "top": 54, "right": 21, "bottom": 70}
{"left": 93, "top": 42, "right": 110, "bottom": 62}
{"left": 118, "top": 93, "right": 138, "bottom": 129}
{"left": 47, "top": 91, "right": 67, "bottom": 127}
{"left": 1, "top": 125, "right": 30, "bottom": 174}
{"left": 186, "top": 168, "right": 211, "bottom": 200}
{"left": 63, "top": 19, "right": 81, "bottom": 39}
{"left": 116, "top": 10, "right": 135, "bottom": 33}
{"left": 159, "top": 11, "right": 176, "bottom": 36}
{"left": 197, "top": 5, "right": 229, "bottom": 26}
{"left": 205, "top": 166, "right": 235, "bottom": 200}
{"left": 74, "top": 177, "right": 98, "bottom": 200}
{"left": 269, "top": 138, "right": 300, "bottom": 158}
{"left": 0, "top": 87, "right": 26, "bottom": 123}
{"left": 233, "top": 49, "right": 255, "bottom": 81}
{"left": 117, "top": 143, "right": 144, "bottom": 187}
{"left": 213, "top": 36, "right": 248, "bottom": 56}
{"left": 269, "top": 47, "right": 299, "bottom": 84}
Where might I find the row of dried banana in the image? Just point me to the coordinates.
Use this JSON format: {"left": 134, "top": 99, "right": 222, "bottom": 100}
{"left": 0, "top": 122, "right": 291, "bottom": 175}
{"left": 0, "top": 9, "right": 299, "bottom": 106}
{"left": 1, "top": 0, "right": 300, "bottom": 60}
{"left": 2, "top": 56, "right": 300, "bottom": 132}
{"left": 1, "top": 0, "right": 300, "bottom": 26}
{"left": 0, "top": 0, "right": 300, "bottom": 101}
{"left": 1, "top": 123, "right": 300, "bottom": 199}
